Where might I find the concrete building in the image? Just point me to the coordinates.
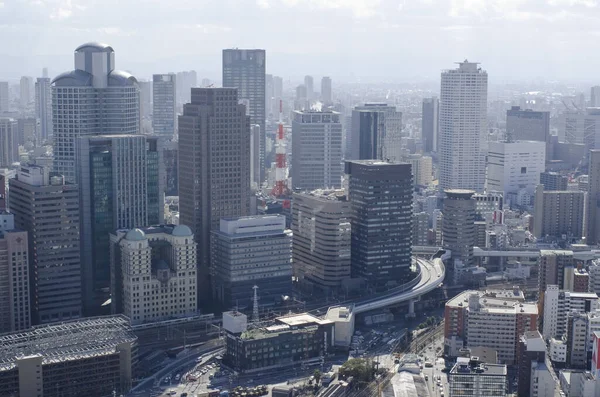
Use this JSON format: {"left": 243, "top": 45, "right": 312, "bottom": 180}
{"left": 439, "top": 61, "right": 488, "bottom": 192}
{"left": 560, "top": 108, "right": 600, "bottom": 152}
{"left": 17, "top": 117, "right": 37, "bottom": 146}
{"left": 592, "top": 87, "right": 600, "bottom": 107}
{"left": 402, "top": 154, "right": 433, "bottom": 186}
{"left": 222, "top": 49, "right": 266, "bottom": 183}
{"left": 413, "top": 212, "right": 429, "bottom": 246}
{"left": 444, "top": 289, "right": 537, "bottom": 364}
{"left": 589, "top": 259, "right": 600, "bottom": 295}
{"left": 291, "top": 190, "right": 351, "bottom": 292}
{"left": 291, "top": 110, "right": 343, "bottom": 191}
{"left": 76, "top": 134, "right": 164, "bottom": 314}
{"left": 542, "top": 285, "right": 599, "bottom": 340}
{"left": 346, "top": 161, "right": 413, "bottom": 288}
{"left": 223, "top": 312, "right": 333, "bottom": 373}
{"left": 443, "top": 190, "right": 476, "bottom": 282}
{"left": 0, "top": 315, "right": 137, "bottom": 397}
{"left": 422, "top": 97, "right": 439, "bottom": 153}
{"left": 0, "top": 212, "right": 30, "bottom": 332}
{"left": 349, "top": 103, "right": 403, "bottom": 162}
{"left": 212, "top": 215, "right": 292, "bottom": 309}
{"left": 517, "top": 331, "right": 549, "bottom": 397}
{"left": 487, "top": 140, "right": 546, "bottom": 203}
{"left": 538, "top": 250, "right": 574, "bottom": 297}
{"left": 506, "top": 106, "right": 550, "bottom": 143}
{"left": 0, "top": 81, "right": 8, "bottom": 113}
{"left": 178, "top": 88, "right": 251, "bottom": 293}
{"left": 138, "top": 79, "right": 152, "bottom": 119}
{"left": 540, "top": 172, "right": 569, "bottom": 191}
{"left": 448, "top": 357, "right": 507, "bottom": 397}
{"left": 321, "top": 76, "right": 332, "bottom": 103}
{"left": 19, "top": 76, "right": 32, "bottom": 110}
{"left": 175, "top": 70, "right": 197, "bottom": 105}
{"left": 111, "top": 225, "right": 197, "bottom": 325}
{"left": 566, "top": 312, "right": 589, "bottom": 368}
{"left": 0, "top": 118, "right": 18, "bottom": 167}
{"left": 9, "top": 164, "right": 82, "bottom": 324}
{"left": 152, "top": 73, "right": 177, "bottom": 138}
{"left": 304, "top": 75, "right": 314, "bottom": 101}
{"left": 35, "top": 77, "right": 52, "bottom": 142}
{"left": 588, "top": 150, "right": 600, "bottom": 245}
{"left": 533, "top": 185, "right": 585, "bottom": 240}
{"left": 52, "top": 42, "right": 140, "bottom": 183}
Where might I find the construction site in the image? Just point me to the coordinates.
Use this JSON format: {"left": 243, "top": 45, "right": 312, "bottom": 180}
{"left": 0, "top": 315, "right": 137, "bottom": 397}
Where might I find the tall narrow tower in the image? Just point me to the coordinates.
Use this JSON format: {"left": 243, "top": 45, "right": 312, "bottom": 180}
{"left": 252, "top": 285, "right": 259, "bottom": 323}
{"left": 271, "top": 100, "right": 289, "bottom": 201}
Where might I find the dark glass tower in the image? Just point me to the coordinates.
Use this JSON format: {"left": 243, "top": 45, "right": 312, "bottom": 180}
{"left": 346, "top": 160, "right": 413, "bottom": 289}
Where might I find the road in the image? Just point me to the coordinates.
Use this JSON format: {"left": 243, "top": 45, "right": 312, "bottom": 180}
{"left": 418, "top": 327, "right": 448, "bottom": 397}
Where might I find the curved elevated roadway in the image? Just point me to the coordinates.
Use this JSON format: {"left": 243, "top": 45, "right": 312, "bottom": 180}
{"left": 353, "top": 257, "right": 445, "bottom": 314}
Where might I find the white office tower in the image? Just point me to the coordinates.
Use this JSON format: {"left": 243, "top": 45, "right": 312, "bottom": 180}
{"left": 152, "top": 74, "right": 177, "bottom": 138}
{"left": 402, "top": 154, "right": 433, "bottom": 186}
{"left": 542, "top": 284, "right": 599, "bottom": 340}
{"left": 52, "top": 42, "right": 140, "bottom": 183}
{"left": 487, "top": 140, "right": 546, "bottom": 207}
{"left": 19, "top": 76, "right": 32, "bottom": 110}
{"left": 35, "top": 77, "right": 52, "bottom": 142}
{"left": 592, "top": 86, "right": 600, "bottom": 107}
{"left": 0, "top": 118, "right": 18, "bottom": 167}
{"left": 321, "top": 77, "right": 332, "bottom": 104}
{"left": 439, "top": 61, "right": 488, "bottom": 192}
{"left": 559, "top": 108, "right": 600, "bottom": 152}
{"left": 112, "top": 225, "right": 197, "bottom": 325}
{"left": 304, "top": 75, "right": 314, "bottom": 101}
{"left": 0, "top": 82, "right": 8, "bottom": 113}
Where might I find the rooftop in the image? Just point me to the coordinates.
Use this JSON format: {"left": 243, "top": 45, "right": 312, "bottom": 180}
{"left": 450, "top": 357, "right": 506, "bottom": 376}
{"left": 446, "top": 289, "right": 537, "bottom": 315}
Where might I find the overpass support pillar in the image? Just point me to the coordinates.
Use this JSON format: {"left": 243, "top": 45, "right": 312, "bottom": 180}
{"left": 405, "top": 299, "right": 416, "bottom": 318}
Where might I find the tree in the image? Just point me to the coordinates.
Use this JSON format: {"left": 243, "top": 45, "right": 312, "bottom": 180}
{"left": 313, "top": 369, "right": 322, "bottom": 384}
{"left": 339, "top": 358, "right": 374, "bottom": 383}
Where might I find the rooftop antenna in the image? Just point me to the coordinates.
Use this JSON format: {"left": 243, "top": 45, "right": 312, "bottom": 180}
{"left": 252, "top": 285, "right": 259, "bottom": 323}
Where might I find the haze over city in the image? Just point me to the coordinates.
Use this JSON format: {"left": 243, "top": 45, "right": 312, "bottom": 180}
{"left": 3, "top": 0, "right": 600, "bottom": 81}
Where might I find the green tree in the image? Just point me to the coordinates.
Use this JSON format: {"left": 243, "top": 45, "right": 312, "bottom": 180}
{"left": 313, "top": 369, "right": 322, "bottom": 384}
{"left": 339, "top": 358, "right": 374, "bottom": 382}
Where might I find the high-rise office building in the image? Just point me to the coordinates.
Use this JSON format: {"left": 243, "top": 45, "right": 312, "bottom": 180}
{"left": 443, "top": 189, "right": 476, "bottom": 281}
{"left": 413, "top": 212, "right": 429, "bottom": 246}
{"left": 487, "top": 140, "right": 546, "bottom": 200}
{"left": 439, "top": 61, "right": 488, "bottom": 192}
{"left": 540, "top": 171, "right": 568, "bottom": 191}
{"left": 273, "top": 75, "right": 283, "bottom": 116}
{"left": 265, "top": 74, "right": 273, "bottom": 120}
{"left": 212, "top": 215, "right": 292, "bottom": 309}
{"left": 19, "top": 76, "right": 32, "bottom": 110}
{"left": 152, "top": 73, "right": 177, "bottom": 138}
{"left": 506, "top": 106, "right": 550, "bottom": 143}
{"left": 17, "top": 117, "right": 37, "bottom": 146}
{"left": 346, "top": 160, "right": 413, "bottom": 287}
{"left": 0, "top": 212, "right": 30, "bottom": 333}
{"left": 292, "top": 190, "right": 351, "bottom": 292}
{"left": 52, "top": 42, "right": 140, "bottom": 183}
{"left": 304, "top": 75, "right": 314, "bottom": 100}
{"left": 138, "top": 80, "right": 152, "bottom": 119}
{"left": 538, "top": 250, "right": 574, "bottom": 297}
{"left": 402, "top": 153, "right": 433, "bottom": 187}
{"left": 422, "top": 97, "right": 439, "bottom": 153}
{"left": 35, "top": 77, "right": 52, "bottom": 142}
{"left": 588, "top": 150, "right": 600, "bottom": 244}
{"left": 592, "top": 86, "right": 600, "bottom": 107}
{"left": 0, "top": 82, "right": 8, "bottom": 113}
{"left": 349, "top": 103, "right": 403, "bottom": 162}
{"left": 321, "top": 76, "right": 332, "bottom": 103}
{"left": 560, "top": 108, "right": 600, "bottom": 152}
{"left": 533, "top": 185, "right": 585, "bottom": 240}
{"left": 110, "top": 225, "right": 197, "bottom": 324}
{"left": 0, "top": 118, "right": 18, "bottom": 167}
{"left": 179, "top": 88, "right": 251, "bottom": 292}
{"left": 76, "top": 134, "right": 164, "bottom": 314}
{"left": 176, "top": 70, "right": 197, "bottom": 105}
{"left": 164, "top": 139, "right": 178, "bottom": 196}
{"left": 291, "top": 110, "right": 343, "bottom": 191}
{"left": 9, "top": 164, "right": 81, "bottom": 324}
{"left": 222, "top": 49, "right": 266, "bottom": 182}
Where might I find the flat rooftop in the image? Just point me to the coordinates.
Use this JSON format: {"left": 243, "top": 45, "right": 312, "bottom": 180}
{"left": 450, "top": 357, "right": 506, "bottom": 376}
{"left": 277, "top": 313, "right": 332, "bottom": 327}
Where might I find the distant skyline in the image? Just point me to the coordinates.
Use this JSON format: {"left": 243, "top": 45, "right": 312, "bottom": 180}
{"left": 2, "top": 0, "right": 600, "bottom": 82}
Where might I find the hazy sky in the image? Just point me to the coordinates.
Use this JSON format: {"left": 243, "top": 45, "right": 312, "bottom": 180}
{"left": 1, "top": 0, "right": 600, "bottom": 82}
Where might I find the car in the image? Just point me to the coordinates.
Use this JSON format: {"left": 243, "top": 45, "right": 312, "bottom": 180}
{"left": 175, "top": 374, "right": 181, "bottom": 381}
{"left": 182, "top": 394, "right": 188, "bottom": 397}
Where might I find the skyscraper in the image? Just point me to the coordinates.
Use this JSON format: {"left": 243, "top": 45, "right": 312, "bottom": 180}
{"left": 422, "top": 97, "right": 438, "bottom": 153}
{"left": 291, "top": 110, "right": 343, "bottom": 191}
{"left": 588, "top": 150, "right": 600, "bottom": 244}
{"left": 179, "top": 88, "right": 251, "bottom": 294}
{"left": 592, "top": 86, "right": 600, "bottom": 107}
{"left": 9, "top": 165, "right": 81, "bottom": 324}
{"left": 304, "top": 75, "right": 314, "bottom": 101}
{"left": 76, "top": 134, "right": 164, "bottom": 314}
{"left": 506, "top": 106, "right": 550, "bottom": 142}
{"left": 176, "top": 70, "right": 197, "bottom": 104}
{"left": 533, "top": 185, "right": 585, "bottom": 240}
{"left": 152, "top": 74, "right": 177, "bottom": 138}
{"left": 321, "top": 76, "right": 332, "bottom": 104}
{"left": 442, "top": 189, "right": 476, "bottom": 282}
{"left": 0, "top": 212, "right": 30, "bottom": 333}
{"left": 439, "top": 61, "right": 488, "bottom": 192}
{"left": 350, "top": 103, "right": 403, "bottom": 162}
{"left": 19, "top": 76, "right": 32, "bottom": 110}
{"left": 222, "top": 49, "right": 265, "bottom": 182}
{"left": 35, "top": 77, "right": 52, "bottom": 142}
{"left": 138, "top": 80, "right": 152, "bottom": 119}
{"left": 52, "top": 42, "right": 140, "bottom": 183}
{"left": 0, "top": 82, "right": 8, "bottom": 113}
{"left": 0, "top": 118, "right": 18, "bottom": 167}
{"left": 346, "top": 160, "right": 413, "bottom": 288}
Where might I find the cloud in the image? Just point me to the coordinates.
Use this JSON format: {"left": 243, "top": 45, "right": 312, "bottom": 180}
{"left": 269, "top": 0, "right": 383, "bottom": 18}
{"left": 256, "top": 0, "right": 270, "bottom": 8}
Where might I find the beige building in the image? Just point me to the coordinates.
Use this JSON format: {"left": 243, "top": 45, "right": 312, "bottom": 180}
{"left": 111, "top": 224, "right": 197, "bottom": 325}
{"left": 534, "top": 184, "right": 585, "bottom": 240}
{"left": 402, "top": 154, "right": 432, "bottom": 186}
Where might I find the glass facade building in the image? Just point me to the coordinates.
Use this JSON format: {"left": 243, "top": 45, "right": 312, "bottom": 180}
{"left": 76, "top": 134, "right": 164, "bottom": 315}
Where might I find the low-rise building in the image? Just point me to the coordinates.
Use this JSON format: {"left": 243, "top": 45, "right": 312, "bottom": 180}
{"left": 0, "top": 315, "right": 137, "bottom": 396}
